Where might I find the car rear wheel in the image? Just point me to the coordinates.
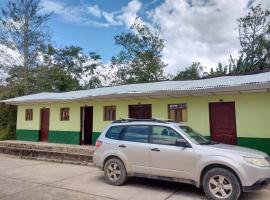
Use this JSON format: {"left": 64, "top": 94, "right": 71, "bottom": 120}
{"left": 203, "top": 168, "right": 241, "bottom": 200}
{"left": 104, "top": 158, "right": 127, "bottom": 186}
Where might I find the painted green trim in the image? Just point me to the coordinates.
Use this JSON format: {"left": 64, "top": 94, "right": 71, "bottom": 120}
{"left": 48, "top": 130, "right": 80, "bottom": 145}
{"left": 237, "top": 137, "right": 270, "bottom": 155}
{"left": 92, "top": 132, "right": 101, "bottom": 145}
{"left": 16, "top": 129, "right": 39, "bottom": 141}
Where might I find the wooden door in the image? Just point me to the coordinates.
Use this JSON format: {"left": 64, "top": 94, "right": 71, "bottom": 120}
{"left": 129, "top": 104, "right": 152, "bottom": 119}
{"left": 80, "top": 106, "right": 93, "bottom": 145}
{"left": 209, "top": 102, "right": 237, "bottom": 145}
{"left": 40, "top": 108, "right": 50, "bottom": 141}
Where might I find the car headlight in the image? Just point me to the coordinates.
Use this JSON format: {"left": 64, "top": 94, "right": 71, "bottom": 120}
{"left": 243, "top": 157, "right": 270, "bottom": 167}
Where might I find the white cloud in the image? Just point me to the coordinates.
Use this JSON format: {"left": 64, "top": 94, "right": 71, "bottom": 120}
{"left": 149, "top": 0, "right": 270, "bottom": 73}
{"left": 0, "top": 44, "right": 22, "bottom": 69}
{"left": 87, "top": 5, "right": 102, "bottom": 18}
{"left": 41, "top": 0, "right": 143, "bottom": 28}
{"left": 148, "top": 0, "right": 249, "bottom": 73}
{"left": 41, "top": 0, "right": 110, "bottom": 27}
{"left": 116, "top": 0, "right": 143, "bottom": 27}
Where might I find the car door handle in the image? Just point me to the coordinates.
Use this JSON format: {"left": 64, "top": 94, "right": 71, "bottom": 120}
{"left": 151, "top": 148, "right": 160, "bottom": 152}
{"left": 119, "top": 144, "right": 126, "bottom": 148}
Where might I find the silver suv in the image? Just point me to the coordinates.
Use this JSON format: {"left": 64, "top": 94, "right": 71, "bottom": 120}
{"left": 93, "top": 119, "right": 270, "bottom": 200}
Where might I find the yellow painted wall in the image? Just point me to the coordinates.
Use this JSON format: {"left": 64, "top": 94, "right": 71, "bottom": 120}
{"left": 16, "top": 92, "right": 270, "bottom": 138}
{"left": 17, "top": 105, "right": 41, "bottom": 130}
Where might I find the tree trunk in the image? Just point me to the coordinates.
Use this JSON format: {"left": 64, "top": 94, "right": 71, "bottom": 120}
{"left": 23, "top": 7, "right": 29, "bottom": 94}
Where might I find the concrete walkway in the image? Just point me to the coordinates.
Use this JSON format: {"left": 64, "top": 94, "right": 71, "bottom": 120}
{"left": 0, "top": 153, "right": 269, "bottom": 200}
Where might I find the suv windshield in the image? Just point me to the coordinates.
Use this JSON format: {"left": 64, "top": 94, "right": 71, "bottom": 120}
{"left": 179, "top": 126, "right": 214, "bottom": 145}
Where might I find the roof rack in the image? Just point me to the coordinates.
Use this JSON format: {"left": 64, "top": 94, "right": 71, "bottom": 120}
{"left": 112, "top": 118, "right": 175, "bottom": 124}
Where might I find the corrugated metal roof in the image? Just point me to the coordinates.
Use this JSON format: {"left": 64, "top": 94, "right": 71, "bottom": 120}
{"left": 2, "top": 72, "right": 270, "bottom": 104}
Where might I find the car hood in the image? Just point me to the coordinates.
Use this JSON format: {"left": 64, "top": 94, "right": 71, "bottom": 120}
{"left": 203, "top": 143, "right": 268, "bottom": 157}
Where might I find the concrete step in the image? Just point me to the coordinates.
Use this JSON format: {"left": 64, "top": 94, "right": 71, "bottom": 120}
{"left": 0, "top": 140, "right": 94, "bottom": 165}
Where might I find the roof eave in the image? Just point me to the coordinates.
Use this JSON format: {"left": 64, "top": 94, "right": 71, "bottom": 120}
{"left": 3, "top": 83, "right": 270, "bottom": 105}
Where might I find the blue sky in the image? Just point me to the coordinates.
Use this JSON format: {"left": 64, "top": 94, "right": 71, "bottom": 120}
{"left": 39, "top": 0, "right": 162, "bottom": 63}
{"left": 1, "top": 0, "right": 162, "bottom": 64}
{"left": 1, "top": 0, "right": 270, "bottom": 73}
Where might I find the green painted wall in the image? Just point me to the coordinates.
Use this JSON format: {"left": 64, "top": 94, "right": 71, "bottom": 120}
{"left": 237, "top": 137, "right": 270, "bottom": 155}
{"left": 16, "top": 129, "right": 39, "bottom": 141}
{"left": 92, "top": 132, "right": 101, "bottom": 145}
{"left": 48, "top": 131, "right": 80, "bottom": 145}
{"left": 15, "top": 92, "right": 270, "bottom": 153}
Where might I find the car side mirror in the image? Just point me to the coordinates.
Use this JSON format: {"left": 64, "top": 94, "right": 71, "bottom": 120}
{"left": 175, "top": 139, "right": 191, "bottom": 148}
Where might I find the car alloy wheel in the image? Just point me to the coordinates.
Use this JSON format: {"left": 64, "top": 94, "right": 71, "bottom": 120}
{"left": 106, "top": 162, "right": 121, "bottom": 182}
{"left": 208, "top": 175, "right": 233, "bottom": 199}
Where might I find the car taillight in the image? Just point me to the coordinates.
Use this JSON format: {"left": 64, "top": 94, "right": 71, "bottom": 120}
{"left": 95, "top": 140, "right": 103, "bottom": 148}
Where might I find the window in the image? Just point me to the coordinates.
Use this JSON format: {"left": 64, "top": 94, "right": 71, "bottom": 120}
{"left": 104, "top": 106, "right": 116, "bottom": 121}
{"left": 105, "top": 126, "right": 125, "bottom": 140}
{"left": 179, "top": 126, "right": 210, "bottom": 145}
{"left": 60, "top": 108, "right": 70, "bottom": 121}
{"left": 168, "top": 103, "right": 187, "bottom": 122}
{"left": 151, "top": 126, "right": 183, "bottom": 145}
{"left": 122, "top": 125, "right": 149, "bottom": 143}
{"left": 25, "top": 109, "right": 33, "bottom": 121}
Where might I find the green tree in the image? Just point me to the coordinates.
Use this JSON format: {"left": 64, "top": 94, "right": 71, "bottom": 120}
{"left": 30, "top": 45, "right": 105, "bottom": 92}
{"left": 0, "top": 0, "right": 51, "bottom": 94}
{"left": 112, "top": 21, "right": 167, "bottom": 84}
{"left": 0, "top": 86, "right": 17, "bottom": 140}
{"left": 237, "top": 4, "right": 270, "bottom": 72}
{"left": 208, "top": 63, "right": 228, "bottom": 77}
{"left": 173, "top": 62, "right": 203, "bottom": 80}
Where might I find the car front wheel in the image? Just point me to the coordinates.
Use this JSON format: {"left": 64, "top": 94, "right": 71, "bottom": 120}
{"left": 203, "top": 168, "right": 241, "bottom": 200}
{"left": 104, "top": 158, "right": 127, "bottom": 186}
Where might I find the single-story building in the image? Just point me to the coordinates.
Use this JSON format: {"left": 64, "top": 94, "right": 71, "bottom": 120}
{"left": 2, "top": 72, "right": 270, "bottom": 155}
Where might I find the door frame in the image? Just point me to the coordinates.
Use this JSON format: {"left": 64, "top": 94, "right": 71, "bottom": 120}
{"left": 209, "top": 102, "right": 237, "bottom": 145}
{"left": 40, "top": 107, "right": 50, "bottom": 142}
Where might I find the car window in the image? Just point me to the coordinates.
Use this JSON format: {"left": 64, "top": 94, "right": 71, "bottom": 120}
{"left": 151, "top": 126, "right": 183, "bottom": 145}
{"left": 122, "top": 125, "right": 149, "bottom": 143}
{"left": 179, "top": 126, "right": 210, "bottom": 145}
{"left": 105, "top": 126, "right": 125, "bottom": 140}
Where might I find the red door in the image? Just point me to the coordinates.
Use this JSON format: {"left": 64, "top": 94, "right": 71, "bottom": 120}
{"left": 209, "top": 102, "right": 237, "bottom": 145}
{"left": 40, "top": 108, "right": 50, "bottom": 141}
{"left": 129, "top": 104, "right": 152, "bottom": 119}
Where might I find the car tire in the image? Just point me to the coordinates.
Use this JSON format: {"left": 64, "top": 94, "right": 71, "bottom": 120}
{"left": 202, "top": 168, "right": 241, "bottom": 200}
{"left": 104, "top": 158, "right": 127, "bottom": 186}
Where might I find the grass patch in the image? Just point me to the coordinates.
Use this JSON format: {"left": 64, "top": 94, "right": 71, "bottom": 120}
{"left": 0, "top": 128, "right": 15, "bottom": 140}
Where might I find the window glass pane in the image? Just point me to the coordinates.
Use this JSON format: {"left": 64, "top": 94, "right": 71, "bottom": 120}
{"left": 151, "top": 126, "right": 183, "bottom": 145}
{"left": 104, "top": 106, "right": 116, "bottom": 121}
{"left": 122, "top": 125, "right": 149, "bottom": 143}
{"left": 179, "top": 126, "right": 209, "bottom": 144}
{"left": 105, "top": 126, "right": 125, "bottom": 140}
{"left": 25, "top": 109, "right": 33, "bottom": 121}
{"left": 182, "top": 109, "right": 187, "bottom": 122}
{"left": 176, "top": 109, "right": 182, "bottom": 121}
{"left": 169, "top": 109, "right": 176, "bottom": 121}
{"left": 60, "top": 108, "right": 69, "bottom": 121}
